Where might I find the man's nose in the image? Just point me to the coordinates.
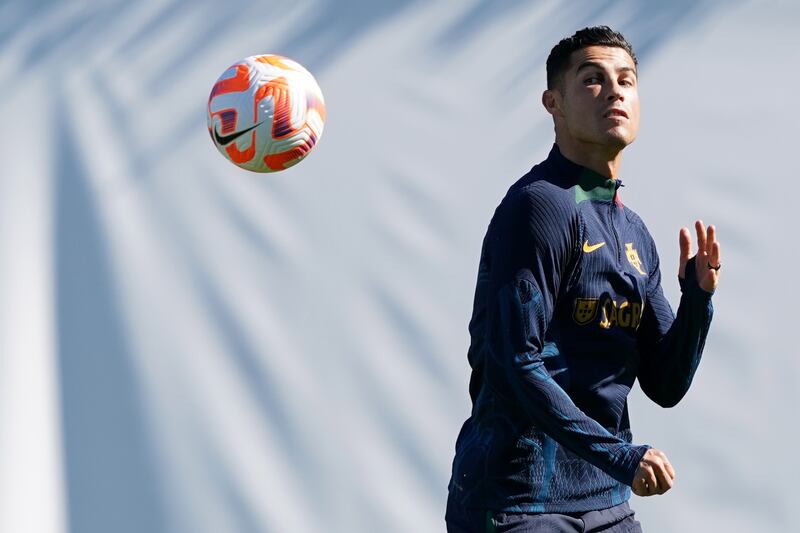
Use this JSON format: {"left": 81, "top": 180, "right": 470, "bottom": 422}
{"left": 607, "top": 81, "right": 625, "bottom": 101}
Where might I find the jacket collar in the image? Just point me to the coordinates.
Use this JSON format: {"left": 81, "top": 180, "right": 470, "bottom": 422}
{"left": 545, "top": 143, "right": 623, "bottom": 203}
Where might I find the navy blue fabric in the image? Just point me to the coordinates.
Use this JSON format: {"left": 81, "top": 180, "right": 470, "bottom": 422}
{"left": 448, "top": 144, "right": 714, "bottom": 513}
{"left": 446, "top": 494, "right": 643, "bottom": 532}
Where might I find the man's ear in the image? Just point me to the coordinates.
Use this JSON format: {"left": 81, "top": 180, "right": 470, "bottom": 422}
{"left": 542, "top": 89, "right": 563, "bottom": 118}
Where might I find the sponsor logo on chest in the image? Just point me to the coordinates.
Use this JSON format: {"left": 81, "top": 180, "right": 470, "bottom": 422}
{"left": 572, "top": 296, "right": 643, "bottom": 330}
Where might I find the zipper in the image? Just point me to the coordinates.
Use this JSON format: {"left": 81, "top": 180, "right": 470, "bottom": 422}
{"left": 610, "top": 181, "right": 623, "bottom": 266}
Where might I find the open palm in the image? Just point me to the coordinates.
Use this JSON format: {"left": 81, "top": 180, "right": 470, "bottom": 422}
{"left": 679, "top": 220, "right": 720, "bottom": 293}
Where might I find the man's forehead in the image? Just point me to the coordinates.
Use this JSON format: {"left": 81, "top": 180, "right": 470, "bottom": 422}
{"left": 569, "top": 46, "right": 636, "bottom": 74}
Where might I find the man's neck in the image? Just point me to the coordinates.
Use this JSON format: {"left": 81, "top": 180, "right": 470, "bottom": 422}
{"left": 554, "top": 138, "right": 624, "bottom": 180}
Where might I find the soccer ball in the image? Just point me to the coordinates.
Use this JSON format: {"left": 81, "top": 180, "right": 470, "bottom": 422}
{"left": 207, "top": 55, "right": 326, "bottom": 172}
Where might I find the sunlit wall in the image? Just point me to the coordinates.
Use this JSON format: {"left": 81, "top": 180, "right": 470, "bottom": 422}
{"left": 1, "top": 1, "right": 796, "bottom": 531}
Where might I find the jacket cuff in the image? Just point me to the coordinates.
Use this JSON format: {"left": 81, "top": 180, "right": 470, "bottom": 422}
{"left": 615, "top": 444, "right": 652, "bottom": 487}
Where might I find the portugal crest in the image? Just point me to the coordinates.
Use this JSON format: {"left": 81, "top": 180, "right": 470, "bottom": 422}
{"left": 625, "top": 243, "right": 646, "bottom": 275}
{"left": 573, "top": 298, "right": 599, "bottom": 325}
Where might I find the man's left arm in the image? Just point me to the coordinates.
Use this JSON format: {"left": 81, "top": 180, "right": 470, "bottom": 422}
{"left": 636, "top": 221, "right": 721, "bottom": 408}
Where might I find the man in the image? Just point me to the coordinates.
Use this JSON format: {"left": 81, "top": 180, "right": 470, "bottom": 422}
{"left": 446, "top": 26, "right": 721, "bottom": 532}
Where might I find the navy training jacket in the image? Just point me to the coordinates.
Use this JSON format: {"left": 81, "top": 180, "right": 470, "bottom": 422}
{"left": 448, "top": 144, "right": 714, "bottom": 513}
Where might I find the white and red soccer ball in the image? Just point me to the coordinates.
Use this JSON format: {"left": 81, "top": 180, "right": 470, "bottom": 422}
{"left": 207, "top": 55, "right": 326, "bottom": 172}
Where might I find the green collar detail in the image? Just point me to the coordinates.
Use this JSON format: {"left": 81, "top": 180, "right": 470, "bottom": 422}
{"left": 574, "top": 168, "right": 619, "bottom": 204}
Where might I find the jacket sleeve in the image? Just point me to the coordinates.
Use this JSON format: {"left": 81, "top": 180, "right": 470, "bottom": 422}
{"left": 485, "top": 188, "right": 649, "bottom": 487}
{"left": 636, "top": 243, "right": 714, "bottom": 408}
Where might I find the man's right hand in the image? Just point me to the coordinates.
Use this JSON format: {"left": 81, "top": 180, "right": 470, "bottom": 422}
{"left": 632, "top": 448, "right": 675, "bottom": 497}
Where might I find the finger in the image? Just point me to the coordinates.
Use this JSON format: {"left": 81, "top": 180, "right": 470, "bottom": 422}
{"left": 695, "top": 220, "right": 707, "bottom": 257}
{"left": 663, "top": 456, "right": 676, "bottom": 480}
{"left": 709, "top": 238, "right": 721, "bottom": 268}
{"left": 701, "top": 241, "right": 721, "bottom": 293}
{"left": 652, "top": 463, "right": 673, "bottom": 494}
{"left": 634, "top": 476, "right": 652, "bottom": 497}
{"left": 678, "top": 227, "right": 691, "bottom": 278}
{"left": 652, "top": 450, "right": 675, "bottom": 480}
{"left": 632, "top": 478, "right": 646, "bottom": 497}
{"left": 706, "top": 224, "right": 717, "bottom": 257}
{"left": 642, "top": 465, "right": 657, "bottom": 495}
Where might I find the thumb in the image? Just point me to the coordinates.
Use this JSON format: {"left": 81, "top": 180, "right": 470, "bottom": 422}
{"left": 678, "top": 227, "right": 691, "bottom": 278}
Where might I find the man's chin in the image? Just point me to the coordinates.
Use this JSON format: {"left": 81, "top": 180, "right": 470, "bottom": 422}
{"left": 601, "top": 129, "right": 635, "bottom": 150}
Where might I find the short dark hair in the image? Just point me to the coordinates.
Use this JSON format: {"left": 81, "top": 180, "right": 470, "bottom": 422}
{"left": 546, "top": 26, "right": 638, "bottom": 90}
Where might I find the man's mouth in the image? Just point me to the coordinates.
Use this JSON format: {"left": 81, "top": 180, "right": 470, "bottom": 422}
{"left": 604, "top": 108, "right": 629, "bottom": 119}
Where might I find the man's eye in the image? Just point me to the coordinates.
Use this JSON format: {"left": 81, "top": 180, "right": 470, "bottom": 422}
{"left": 585, "top": 76, "right": 601, "bottom": 84}
{"left": 620, "top": 79, "right": 634, "bottom": 86}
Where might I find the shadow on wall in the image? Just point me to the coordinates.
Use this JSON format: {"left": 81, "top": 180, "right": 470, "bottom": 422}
{"left": 434, "top": 0, "right": 730, "bottom": 95}
{"left": 54, "top": 91, "right": 169, "bottom": 533}
{"left": 25, "top": 1, "right": 736, "bottom": 532}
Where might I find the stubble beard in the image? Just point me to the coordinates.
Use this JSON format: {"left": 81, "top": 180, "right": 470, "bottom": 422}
{"left": 569, "top": 125, "right": 633, "bottom": 157}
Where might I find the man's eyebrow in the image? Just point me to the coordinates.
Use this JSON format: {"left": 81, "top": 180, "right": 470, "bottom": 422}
{"left": 575, "top": 61, "right": 637, "bottom": 76}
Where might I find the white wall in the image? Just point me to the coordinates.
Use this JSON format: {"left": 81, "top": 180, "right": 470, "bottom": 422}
{"left": 1, "top": 1, "right": 795, "bottom": 531}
